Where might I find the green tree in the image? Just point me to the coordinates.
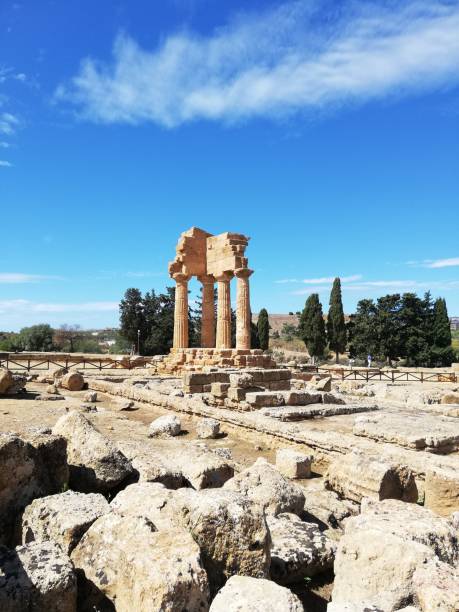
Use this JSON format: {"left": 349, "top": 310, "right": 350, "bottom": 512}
{"left": 281, "top": 322, "right": 299, "bottom": 342}
{"left": 143, "top": 287, "right": 176, "bottom": 355}
{"left": 257, "top": 308, "right": 270, "bottom": 351}
{"left": 375, "top": 294, "right": 402, "bottom": 365}
{"left": 348, "top": 299, "right": 378, "bottom": 359}
{"left": 327, "top": 278, "right": 347, "bottom": 363}
{"left": 431, "top": 298, "right": 455, "bottom": 366}
{"left": 250, "top": 312, "right": 260, "bottom": 349}
{"left": 18, "top": 324, "right": 55, "bottom": 352}
{"left": 399, "top": 293, "right": 431, "bottom": 366}
{"left": 299, "top": 294, "right": 326, "bottom": 362}
{"left": 119, "top": 288, "right": 145, "bottom": 353}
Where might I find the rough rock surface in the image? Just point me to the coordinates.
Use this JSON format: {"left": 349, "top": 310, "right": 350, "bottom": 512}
{"left": 111, "top": 482, "right": 271, "bottom": 594}
{"left": 22, "top": 490, "right": 110, "bottom": 554}
{"left": 120, "top": 438, "right": 233, "bottom": 490}
{"left": 83, "top": 391, "right": 97, "bottom": 403}
{"left": 0, "top": 432, "right": 68, "bottom": 545}
{"left": 413, "top": 559, "right": 459, "bottom": 611}
{"left": 424, "top": 467, "right": 459, "bottom": 517}
{"left": 300, "top": 480, "right": 359, "bottom": 533}
{"left": 223, "top": 460, "right": 305, "bottom": 515}
{"left": 148, "top": 414, "right": 181, "bottom": 437}
{"left": 325, "top": 450, "right": 418, "bottom": 503}
{"left": 209, "top": 575, "right": 303, "bottom": 612}
{"left": 260, "top": 403, "right": 376, "bottom": 421}
{"left": 331, "top": 499, "right": 459, "bottom": 611}
{"left": 441, "top": 392, "right": 459, "bottom": 404}
{"left": 0, "top": 541, "right": 77, "bottom": 612}
{"left": 197, "top": 417, "right": 220, "bottom": 439}
{"left": 52, "top": 411, "right": 133, "bottom": 493}
{"left": 0, "top": 367, "right": 13, "bottom": 393}
{"left": 275, "top": 447, "right": 312, "bottom": 479}
{"left": 267, "top": 512, "right": 335, "bottom": 584}
{"left": 71, "top": 512, "right": 209, "bottom": 612}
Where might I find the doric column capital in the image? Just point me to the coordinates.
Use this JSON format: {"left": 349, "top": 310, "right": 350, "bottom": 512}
{"left": 197, "top": 274, "right": 215, "bottom": 285}
{"left": 214, "top": 271, "right": 234, "bottom": 283}
{"left": 235, "top": 268, "right": 253, "bottom": 279}
{"left": 172, "top": 272, "right": 190, "bottom": 284}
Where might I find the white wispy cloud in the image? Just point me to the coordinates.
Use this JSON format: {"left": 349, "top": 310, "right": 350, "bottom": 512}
{"left": 0, "top": 160, "right": 12, "bottom": 167}
{"left": 57, "top": 1, "right": 459, "bottom": 127}
{"left": 0, "top": 112, "right": 19, "bottom": 135}
{"left": 0, "top": 273, "right": 63, "bottom": 283}
{"left": 0, "top": 300, "right": 118, "bottom": 314}
{"left": 424, "top": 257, "right": 459, "bottom": 269}
{"left": 0, "top": 141, "right": 10, "bottom": 148}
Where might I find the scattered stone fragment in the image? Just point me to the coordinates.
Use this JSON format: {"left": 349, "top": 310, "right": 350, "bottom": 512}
{"left": 148, "top": 414, "right": 181, "bottom": 437}
{"left": 209, "top": 575, "right": 303, "bottom": 612}
{"left": 0, "top": 541, "right": 77, "bottom": 612}
{"left": 116, "top": 399, "right": 136, "bottom": 411}
{"left": 52, "top": 411, "right": 133, "bottom": 493}
{"left": 224, "top": 460, "right": 305, "bottom": 515}
{"left": 268, "top": 512, "right": 335, "bottom": 584}
{"left": 197, "top": 417, "right": 220, "bottom": 439}
{"left": 0, "top": 367, "right": 13, "bottom": 393}
{"left": 35, "top": 393, "right": 65, "bottom": 401}
{"left": 300, "top": 480, "right": 359, "bottom": 532}
{"left": 441, "top": 392, "right": 459, "bottom": 404}
{"left": 60, "top": 372, "right": 85, "bottom": 392}
{"left": 313, "top": 376, "right": 332, "bottom": 392}
{"left": 22, "top": 490, "right": 110, "bottom": 554}
{"left": 83, "top": 391, "right": 97, "bottom": 403}
{"left": 213, "top": 447, "right": 232, "bottom": 460}
{"left": 5, "top": 374, "right": 27, "bottom": 394}
{"left": 325, "top": 450, "right": 418, "bottom": 504}
{"left": 71, "top": 512, "right": 209, "bottom": 612}
{"left": 229, "top": 373, "right": 254, "bottom": 388}
{"left": 45, "top": 384, "right": 60, "bottom": 395}
{"left": 424, "top": 467, "right": 459, "bottom": 517}
{"left": 276, "top": 448, "right": 313, "bottom": 479}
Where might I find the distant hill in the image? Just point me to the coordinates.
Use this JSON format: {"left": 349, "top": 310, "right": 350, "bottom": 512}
{"left": 252, "top": 313, "right": 298, "bottom": 334}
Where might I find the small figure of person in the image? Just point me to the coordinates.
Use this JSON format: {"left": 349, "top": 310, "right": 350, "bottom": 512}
{"left": 367, "top": 354, "right": 372, "bottom": 368}
{"left": 349, "top": 358, "right": 355, "bottom": 369}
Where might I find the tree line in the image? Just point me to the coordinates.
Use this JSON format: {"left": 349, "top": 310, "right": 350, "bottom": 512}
{"left": 296, "top": 279, "right": 455, "bottom": 366}
{"left": 119, "top": 287, "right": 271, "bottom": 355}
{"left": 0, "top": 324, "right": 117, "bottom": 353}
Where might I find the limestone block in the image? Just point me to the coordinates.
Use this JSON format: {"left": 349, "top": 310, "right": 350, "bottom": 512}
{"left": 229, "top": 373, "right": 254, "bottom": 388}
{"left": 301, "top": 480, "right": 359, "bottom": 531}
{"left": 209, "top": 576, "right": 303, "bottom": 612}
{"left": 441, "top": 392, "right": 459, "bottom": 404}
{"left": 245, "top": 391, "right": 285, "bottom": 408}
{"left": 283, "top": 391, "right": 322, "bottom": 405}
{"left": 267, "top": 512, "right": 335, "bottom": 583}
{"left": 324, "top": 450, "right": 418, "bottom": 504}
{"left": 0, "top": 367, "right": 13, "bottom": 393}
{"left": 0, "top": 541, "right": 77, "bottom": 612}
{"left": 425, "top": 467, "right": 459, "bottom": 517}
{"left": 267, "top": 380, "right": 291, "bottom": 391}
{"left": 314, "top": 376, "right": 332, "bottom": 392}
{"left": 211, "top": 382, "right": 230, "bottom": 397}
{"left": 71, "top": 512, "right": 209, "bottom": 612}
{"left": 83, "top": 391, "right": 97, "bottom": 402}
{"left": 60, "top": 372, "right": 84, "bottom": 391}
{"left": 413, "top": 559, "right": 459, "bottom": 612}
{"left": 45, "top": 384, "right": 60, "bottom": 395}
{"left": 196, "top": 417, "right": 220, "bottom": 439}
{"left": 52, "top": 411, "right": 133, "bottom": 493}
{"left": 275, "top": 448, "right": 313, "bottom": 479}
{"left": 148, "top": 415, "right": 181, "bottom": 438}
{"left": 223, "top": 460, "right": 305, "bottom": 515}
{"left": 227, "top": 386, "right": 247, "bottom": 401}
{"left": 22, "top": 490, "right": 110, "bottom": 554}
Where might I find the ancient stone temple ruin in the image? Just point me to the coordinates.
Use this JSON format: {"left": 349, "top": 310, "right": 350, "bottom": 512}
{"left": 159, "top": 227, "right": 275, "bottom": 373}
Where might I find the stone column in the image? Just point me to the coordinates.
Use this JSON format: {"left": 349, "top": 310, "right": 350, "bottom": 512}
{"left": 215, "top": 272, "right": 233, "bottom": 349}
{"left": 235, "top": 268, "right": 253, "bottom": 349}
{"left": 173, "top": 273, "right": 190, "bottom": 349}
{"left": 198, "top": 275, "right": 215, "bottom": 348}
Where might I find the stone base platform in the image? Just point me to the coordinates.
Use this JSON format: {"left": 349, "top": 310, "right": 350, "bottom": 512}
{"left": 157, "top": 348, "right": 276, "bottom": 374}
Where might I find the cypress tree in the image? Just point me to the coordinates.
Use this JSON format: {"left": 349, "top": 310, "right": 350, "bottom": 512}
{"left": 327, "top": 278, "right": 346, "bottom": 363}
{"left": 119, "top": 288, "right": 145, "bottom": 353}
{"left": 250, "top": 312, "right": 260, "bottom": 349}
{"left": 431, "top": 298, "right": 454, "bottom": 366}
{"left": 299, "top": 294, "right": 326, "bottom": 363}
{"left": 257, "top": 308, "right": 270, "bottom": 351}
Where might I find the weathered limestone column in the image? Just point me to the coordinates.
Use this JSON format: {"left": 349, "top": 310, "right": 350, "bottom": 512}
{"left": 235, "top": 268, "right": 253, "bottom": 349}
{"left": 198, "top": 274, "right": 215, "bottom": 348}
{"left": 173, "top": 273, "right": 190, "bottom": 349}
{"left": 215, "top": 272, "right": 233, "bottom": 349}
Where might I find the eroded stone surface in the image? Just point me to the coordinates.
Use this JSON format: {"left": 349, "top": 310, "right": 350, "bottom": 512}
{"left": 148, "top": 414, "right": 181, "bottom": 437}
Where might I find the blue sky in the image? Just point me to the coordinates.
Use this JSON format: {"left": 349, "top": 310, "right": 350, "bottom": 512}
{"left": 1, "top": 0, "right": 459, "bottom": 331}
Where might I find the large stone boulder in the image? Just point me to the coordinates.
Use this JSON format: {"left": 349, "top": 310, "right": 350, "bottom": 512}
{"left": 331, "top": 499, "right": 458, "bottom": 611}
{"left": 196, "top": 417, "right": 220, "bottom": 439}
{"left": 111, "top": 483, "right": 271, "bottom": 594}
{"left": 441, "top": 392, "right": 459, "bottom": 405}
{"left": 148, "top": 414, "right": 181, "bottom": 437}
{"left": 71, "top": 512, "right": 209, "bottom": 612}
{"left": 413, "top": 559, "right": 459, "bottom": 611}
{"left": 0, "top": 367, "right": 13, "bottom": 393}
{"left": 300, "top": 480, "right": 359, "bottom": 532}
{"left": 267, "top": 512, "right": 335, "bottom": 584}
{"left": 223, "top": 460, "right": 305, "bottom": 516}
{"left": 324, "top": 450, "right": 418, "bottom": 504}
{"left": 209, "top": 575, "right": 303, "bottom": 612}
{"left": 0, "top": 541, "right": 77, "bottom": 612}
{"left": 0, "top": 432, "right": 68, "bottom": 545}
{"left": 52, "top": 411, "right": 133, "bottom": 493}
{"left": 22, "top": 490, "right": 110, "bottom": 554}
{"left": 120, "top": 437, "right": 233, "bottom": 490}
{"left": 60, "top": 372, "right": 84, "bottom": 391}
